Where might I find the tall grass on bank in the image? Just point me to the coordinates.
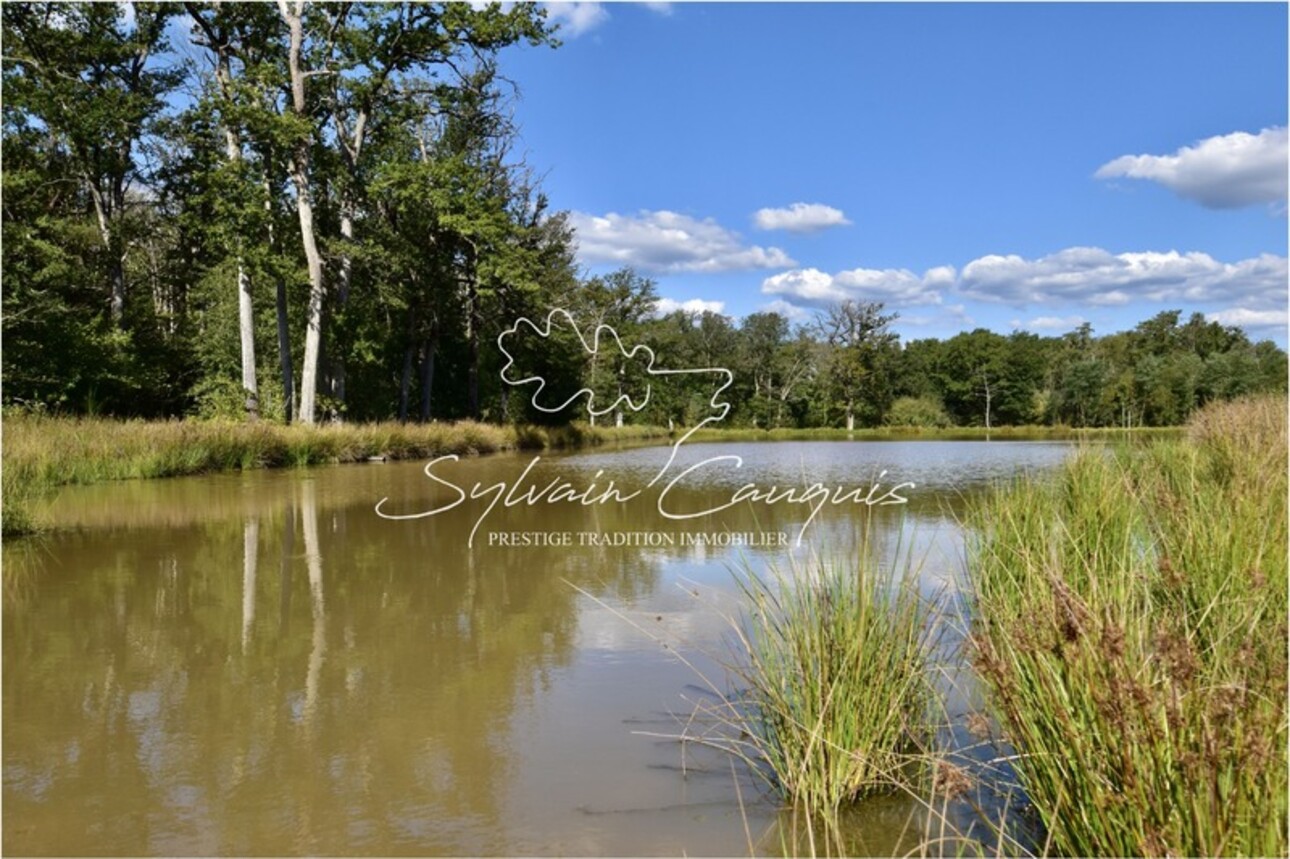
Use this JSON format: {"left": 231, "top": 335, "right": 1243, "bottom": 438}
{"left": 0, "top": 414, "right": 668, "bottom": 536}
{"left": 966, "top": 395, "right": 1287, "bottom": 857}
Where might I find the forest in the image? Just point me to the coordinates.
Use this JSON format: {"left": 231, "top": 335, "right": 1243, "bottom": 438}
{"left": 4, "top": 2, "right": 1286, "bottom": 430}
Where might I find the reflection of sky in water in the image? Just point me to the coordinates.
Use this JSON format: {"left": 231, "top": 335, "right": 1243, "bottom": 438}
{"left": 564, "top": 439, "right": 1075, "bottom": 495}
{"left": 6, "top": 440, "right": 1078, "bottom": 856}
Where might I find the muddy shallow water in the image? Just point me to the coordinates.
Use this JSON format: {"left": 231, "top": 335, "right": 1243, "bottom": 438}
{"left": 4, "top": 440, "right": 1073, "bottom": 855}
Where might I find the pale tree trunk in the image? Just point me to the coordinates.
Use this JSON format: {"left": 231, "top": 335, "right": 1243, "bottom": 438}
{"left": 279, "top": 0, "right": 326, "bottom": 426}
{"left": 212, "top": 45, "right": 259, "bottom": 420}
{"left": 233, "top": 306, "right": 256, "bottom": 412}
{"left": 332, "top": 207, "right": 354, "bottom": 410}
{"left": 232, "top": 167, "right": 258, "bottom": 418}
{"left": 615, "top": 364, "right": 624, "bottom": 427}
{"left": 291, "top": 165, "right": 325, "bottom": 427}
{"left": 588, "top": 349, "right": 599, "bottom": 427}
{"left": 982, "top": 375, "right": 993, "bottom": 431}
{"left": 331, "top": 108, "right": 367, "bottom": 415}
{"left": 86, "top": 180, "right": 125, "bottom": 325}
{"left": 267, "top": 175, "right": 295, "bottom": 423}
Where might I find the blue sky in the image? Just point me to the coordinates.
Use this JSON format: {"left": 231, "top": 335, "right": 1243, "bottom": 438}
{"left": 499, "top": 2, "right": 1289, "bottom": 344}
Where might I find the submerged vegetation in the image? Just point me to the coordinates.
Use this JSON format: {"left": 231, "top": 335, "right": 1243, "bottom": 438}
{"left": 967, "top": 394, "right": 1288, "bottom": 856}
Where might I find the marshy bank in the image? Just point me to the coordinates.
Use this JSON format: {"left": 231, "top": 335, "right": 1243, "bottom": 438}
{"left": 0, "top": 414, "right": 668, "bottom": 535}
{"left": 966, "top": 394, "right": 1287, "bottom": 856}
{"left": 674, "top": 395, "right": 1285, "bottom": 855}
{"left": 3, "top": 400, "right": 1282, "bottom": 855}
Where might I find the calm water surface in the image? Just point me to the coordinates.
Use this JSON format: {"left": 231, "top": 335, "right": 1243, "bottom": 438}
{"left": 4, "top": 440, "right": 1073, "bottom": 855}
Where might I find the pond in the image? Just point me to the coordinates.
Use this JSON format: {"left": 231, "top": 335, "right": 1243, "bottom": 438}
{"left": 3, "top": 439, "right": 1076, "bottom": 856}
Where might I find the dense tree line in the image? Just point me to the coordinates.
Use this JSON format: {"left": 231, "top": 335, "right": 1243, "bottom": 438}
{"left": 569, "top": 282, "right": 1285, "bottom": 430}
{"left": 3, "top": 3, "right": 1284, "bottom": 429}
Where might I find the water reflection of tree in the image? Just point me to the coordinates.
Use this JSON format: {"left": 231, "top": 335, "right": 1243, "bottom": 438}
{"left": 4, "top": 477, "right": 672, "bottom": 853}
{"left": 5, "top": 453, "right": 966, "bottom": 854}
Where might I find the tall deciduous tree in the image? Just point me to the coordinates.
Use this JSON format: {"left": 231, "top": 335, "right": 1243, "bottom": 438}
{"left": 815, "top": 300, "right": 898, "bottom": 430}
{"left": 4, "top": 2, "right": 181, "bottom": 326}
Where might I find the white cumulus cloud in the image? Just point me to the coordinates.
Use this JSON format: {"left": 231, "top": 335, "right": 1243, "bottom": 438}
{"left": 752, "top": 202, "right": 852, "bottom": 233}
{"left": 542, "top": 2, "right": 609, "bottom": 36}
{"left": 571, "top": 209, "right": 795, "bottom": 273}
{"left": 757, "top": 299, "right": 812, "bottom": 322}
{"left": 1095, "top": 127, "right": 1289, "bottom": 210}
{"left": 1205, "top": 308, "right": 1289, "bottom": 329}
{"left": 761, "top": 266, "right": 948, "bottom": 307}
{"left": 1009, "top": 315, "right": 1088, "bottom": 332}
{"left": 654, "top": 297, "right": 725, "bottom": 316}
{"left": 959, "top": 247, "right": 1287, "bottom": 310}
{"left": 641, "top": 2, "right": 673, "bottom": 14}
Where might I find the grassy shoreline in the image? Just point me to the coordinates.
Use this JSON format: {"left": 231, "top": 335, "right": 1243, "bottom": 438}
{"left": 0, "top": 415, "right": 668, "bottom": 536}
{"left": 967, "top": 394, "right": 1288, "bottom": 856}
{"left": 1, "top": 414, "right": 1181, "bottom": 536}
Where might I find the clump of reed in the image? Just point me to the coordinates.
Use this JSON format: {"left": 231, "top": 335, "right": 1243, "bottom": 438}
{"left": 710, "top": 544, "right": 935, "bottom": 828}
{"left": 966, "top": 394, "right": 1287, "bottom": 857}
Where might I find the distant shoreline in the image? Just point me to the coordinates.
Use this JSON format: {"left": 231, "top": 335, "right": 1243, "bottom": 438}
{"left": 2, "top": 412, "right": 1185, "bottom": 537}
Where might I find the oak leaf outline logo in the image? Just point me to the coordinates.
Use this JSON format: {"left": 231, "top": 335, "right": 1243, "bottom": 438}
{"left": 497, "top": 308, "right": 733, "bottom": 486}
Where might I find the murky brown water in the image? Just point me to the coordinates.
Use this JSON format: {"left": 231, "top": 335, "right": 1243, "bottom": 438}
{"left": 4, "top": 440, "right": 1073, "bottom": 855}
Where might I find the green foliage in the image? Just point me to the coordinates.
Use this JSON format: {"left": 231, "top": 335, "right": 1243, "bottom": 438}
{"left": 729, "top": 550, "right": 933, "bottom": 816}
{"left": 1, "top": 5, "right": 1284, "bottom": 432}
{"left": 967, "top": 395, "right": 1288, "bottom": 856}
{"left": 884, "top": 396, "right": 952, "bottom": 428}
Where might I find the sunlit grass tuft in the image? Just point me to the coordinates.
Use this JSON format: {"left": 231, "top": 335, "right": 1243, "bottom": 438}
{"left": 727, "top": 550, "right": 934, "bottom": 819}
